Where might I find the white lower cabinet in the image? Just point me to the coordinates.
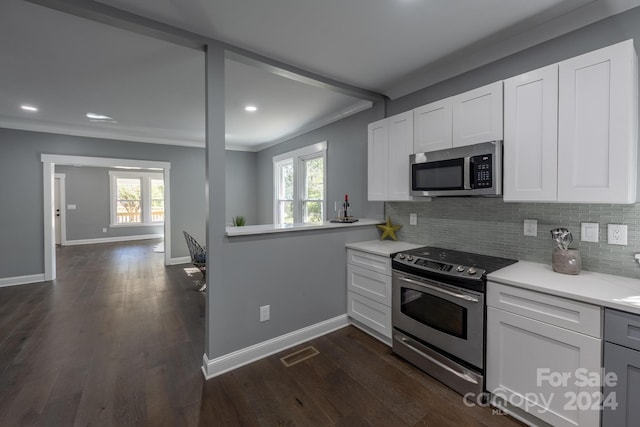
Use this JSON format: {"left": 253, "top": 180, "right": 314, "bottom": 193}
{"left": 487, "top": 282, "right": 602, "bottom": 427}
{"left": 346, "top": 248, "right": 393, "bottom": 344}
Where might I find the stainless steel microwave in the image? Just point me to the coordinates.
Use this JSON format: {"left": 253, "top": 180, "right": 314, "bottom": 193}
{"left": 410, "top": 141, "right": 502, "bottom": 197}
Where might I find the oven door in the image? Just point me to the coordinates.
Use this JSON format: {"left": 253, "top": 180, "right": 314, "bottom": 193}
{"left": 392, "top": 271, "right": 484, "bottom": 369}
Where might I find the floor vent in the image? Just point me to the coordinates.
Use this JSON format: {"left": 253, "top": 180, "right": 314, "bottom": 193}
{"left": 280, "top": 346, "right": 319, "bottom": 367}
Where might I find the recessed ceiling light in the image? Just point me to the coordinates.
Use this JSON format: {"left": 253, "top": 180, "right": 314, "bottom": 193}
{"left": 21, "top": 105, "right": 38, "bottom": 112}
{"left": 245, "top": 105, "right": 257, "bottom": 112}
{"left": 86, "top": 112, "right": 114, "bottom": 120}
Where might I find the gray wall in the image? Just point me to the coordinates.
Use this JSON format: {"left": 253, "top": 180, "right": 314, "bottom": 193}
{"left": 0, "top": 128, "right": 205, "bottom": 279}
{"left": 255, "top": 103, "right": 386, "bottom": 224}
{"left": 225, "top": 150, "right": 258, "bottom": 225}
{"left": 385, "top": 6, "right": 640, "bottom": 279}
{"left": 212, "top": 226, "right": 379, "bottom": 358}
{"left": 55, "top": 166, "right": 163, "bottom": 241}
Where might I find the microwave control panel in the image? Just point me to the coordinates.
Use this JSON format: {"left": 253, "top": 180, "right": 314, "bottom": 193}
{"left": 471, "top": 154, "right": 492, "bottom": 188}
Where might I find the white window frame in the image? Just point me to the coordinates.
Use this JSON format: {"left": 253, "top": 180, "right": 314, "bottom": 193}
{"left": 109, "top": 171, "right": 165, "bottom": 227}
{"left": 273, "top": 141, "right": 327, "bottom": 225}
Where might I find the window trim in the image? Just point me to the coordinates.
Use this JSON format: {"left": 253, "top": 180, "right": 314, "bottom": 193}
{"left": 109, "top": 170, "right": 165, "bottom": 227}
{"left": 273, "top": 141, "right": 327, "bottom": 225}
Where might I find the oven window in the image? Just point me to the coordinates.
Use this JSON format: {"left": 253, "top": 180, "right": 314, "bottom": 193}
{"left": 400, "top": 288, "right": 467, "bottom": 339}
{"left": 412, "top": 158, "right": 464, "bottom": 190}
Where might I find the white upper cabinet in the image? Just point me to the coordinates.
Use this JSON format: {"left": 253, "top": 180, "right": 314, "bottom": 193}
{"left": 557, "top": 40, "right": 638, "bottom": 203}
{"left": 503, "top": 39, "right": 638, "bottom": 204}
{"left": 413, "top": 99, "right": 452, "bottom": 153}
{"left": 452, "top": 81, "right": 503, "bottom": 147}
{"left": 503, "top": 64, "right": 559, "bottom": 202}
{"left": 367, "top": 118, "right": 389, "bottom": 201}
{"left": 387, "top": 112, "right": 414, "bottom": 201}
{"left": 367, "top": 111, "right": 413, "bottom": 201}
{"left": 412, "top": 81, "right": 503, "bottom": 153}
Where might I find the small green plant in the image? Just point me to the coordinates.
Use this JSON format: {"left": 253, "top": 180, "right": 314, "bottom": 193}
{"left": 232, "top": 216, "right": 246, "bottom": 226}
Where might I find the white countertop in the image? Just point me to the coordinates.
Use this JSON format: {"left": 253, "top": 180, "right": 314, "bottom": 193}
{"left": 226, "top": 218, "right": 382, "bottom": 237}
{"left": 488, "top": 260, "right": 640, "bottom": 315}
{"left": 345, "top": 240, "right": 424, "bottom": 257}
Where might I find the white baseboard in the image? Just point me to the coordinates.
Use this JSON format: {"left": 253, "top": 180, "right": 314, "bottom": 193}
{"left": 166, "top": 256, "right": 191, "bottom": 265}
{"left": 0, "top": 273, "right": 47, "bottom": 288}
{"left": 201, "top": 314, "right": 349, "bottom": 379}
{"left": 64, "top": 234, "right": 163, "bottom": 246}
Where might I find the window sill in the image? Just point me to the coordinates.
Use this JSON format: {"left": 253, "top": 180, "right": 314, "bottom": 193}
{"left": 110, "top": 223, "right": 164, "bottom": 228}
{"left": 225, "top": 218, "right": 382, "bottom": 237}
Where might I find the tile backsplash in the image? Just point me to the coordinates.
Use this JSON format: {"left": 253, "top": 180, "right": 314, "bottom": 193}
{"left": 386, "top": 199, "right": 640, "bottom": 279}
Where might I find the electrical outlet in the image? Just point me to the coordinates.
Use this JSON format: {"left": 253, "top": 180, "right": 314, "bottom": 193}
{"left": 607, "top": 224, "right": 628, "bottom": 245}
{"left": 581, "top": 223, "right": 599, "bottom": 243}
{"left": 523, "top": 219, "right": 537, "bottom": 236}
{"left": 409, "top": 213, "right": 417, "bottom": 226}
{"left": 102, "top": 228, "right": 107, "bottom": 233}
{"left": 259, "top": 305, "right": 270, "bottom": 322}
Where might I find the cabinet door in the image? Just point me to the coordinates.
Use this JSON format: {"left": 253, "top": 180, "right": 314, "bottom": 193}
{"left": 558, "top": 39, "right": 638, "bottom": 203}
{"left": 413, "top": 99, "right": 452, "bottom": 152}
{"left": 602, "top": 342, "right": 640, "bottom": 427}
{"left": 452, "top": 81, "right": 503, "bottom": 147}
{"left": 347, "top": 291, "right": 392, "bottom": 339}
{"left": 503, "top": 64, "right": 558, "bottom": 202}
{"left": 487, "top": 307, "right": 601, "bottom": 427}
{"left": 367, "top": 118, "right": 389, "bottom": 201}
{"left": 388, "top": 111, "right": 413, "bottom": 201}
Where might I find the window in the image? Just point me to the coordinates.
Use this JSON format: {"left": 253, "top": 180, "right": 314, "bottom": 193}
{"left": 109, "top": 171, "right": 164, "bottom": 226}
{"left": 273, "top": 142, "right": 326, "bottom": 225}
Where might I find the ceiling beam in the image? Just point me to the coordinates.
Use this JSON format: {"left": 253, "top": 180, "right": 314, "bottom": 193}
{"left": 24, "top": 0, "right": 386, "bottom": 103}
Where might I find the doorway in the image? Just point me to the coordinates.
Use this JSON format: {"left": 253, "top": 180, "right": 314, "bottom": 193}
{"left": 41, "top": 154, "right": 172, "bottom": 281}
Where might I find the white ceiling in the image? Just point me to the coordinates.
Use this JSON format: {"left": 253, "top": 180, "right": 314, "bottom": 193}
{"left": 2, "top": 0, "right": 639, "bottom": 150}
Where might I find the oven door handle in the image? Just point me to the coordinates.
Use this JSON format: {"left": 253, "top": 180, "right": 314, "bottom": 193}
{"left": 394, "top": 334, "right": 479, "bottom": 385}
{"left": 397, "top": 276, "right": 479, "bottom": 303}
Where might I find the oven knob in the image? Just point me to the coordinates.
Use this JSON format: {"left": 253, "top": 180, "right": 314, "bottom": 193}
{"left": 467, "top": 267, "right": 477, "bottom": 275}
{"left": 398, "top": 254, "right": 405, "bottom": 259}
{"left": 456, "top": 265, "right": 465, "bottom": 272}
{"left": 407, "top": 255, "right": 414, "bottom": 261}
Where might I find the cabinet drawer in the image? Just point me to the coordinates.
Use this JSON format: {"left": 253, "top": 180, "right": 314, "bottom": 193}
{"left": 347, "top": 249, "right": 391, "bottom": 276}
{"left": 605, "top": 308, "right": 640, "bottom": 351}
{"left": 488, "top": 282, "right": 601, "bottom": 337}
{"left": 347, "top": 291, "right": 392, "bottom": 338}
{"left": 347, "top": 264, "right": 391, "bottom": 305}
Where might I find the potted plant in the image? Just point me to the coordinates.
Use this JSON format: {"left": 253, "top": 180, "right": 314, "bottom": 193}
{"left": 232, "top": 216, "right": 246, "bottom": 227}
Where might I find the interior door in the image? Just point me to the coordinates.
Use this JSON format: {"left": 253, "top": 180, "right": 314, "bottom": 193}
{"left": 54, "top": 177, "right": 61, "bottom": 245}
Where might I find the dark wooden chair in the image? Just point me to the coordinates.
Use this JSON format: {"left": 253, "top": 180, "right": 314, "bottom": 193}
{"left": 183, "top": 231, "right": 207, "bottom": 292}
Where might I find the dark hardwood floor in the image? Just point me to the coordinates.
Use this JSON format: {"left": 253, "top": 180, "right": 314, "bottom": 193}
{"left": 0, "top": 240, "right": 524, "bottom": 426}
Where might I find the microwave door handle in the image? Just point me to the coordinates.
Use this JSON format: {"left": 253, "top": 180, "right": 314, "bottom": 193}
{"left": 397, "top": 276, "right": 479, "bottom": 303}
{"left": 463, "top": 157, "right": 471, "bottom": 189}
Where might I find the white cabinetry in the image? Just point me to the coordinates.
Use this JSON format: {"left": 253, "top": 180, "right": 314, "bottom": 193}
{"left": 413, "top": 99, "right": 452, "bottom": 152}
{"left": 413, "top": 81, "right": 503, "bottom": 153}
{"left": 452, "top": 81, "right": 503, "bottom": 147}
{"left": 558, "top": 40, "right": 638, "bottom": 203}
{"left": 503, "top": 64, "right": 559, "bottom": 201}
{"left": 504, "top": 39, "right": 638, "bottom": 203}
{"left": 486, "top": 282, "right": 602, "bottom": 427}
{"left": 367, "top": 111, "right": 413, "bottom": 201}
{"left": 347, "top": 248, "right": 393, "bottom": 343}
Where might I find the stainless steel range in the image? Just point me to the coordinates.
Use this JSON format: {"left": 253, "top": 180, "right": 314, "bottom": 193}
{"left": 391, "top": 247, "right": 517, "bottom": 397}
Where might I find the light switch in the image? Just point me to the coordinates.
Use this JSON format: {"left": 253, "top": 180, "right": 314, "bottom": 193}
{"left": 581, "top": 223, "right": 599, "bottom": 243}
{"left": 409, "top": 213, "right": 417, "bottom": 226}
{"left": 67, "top": 204, "right": 76, "bottom": 210}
